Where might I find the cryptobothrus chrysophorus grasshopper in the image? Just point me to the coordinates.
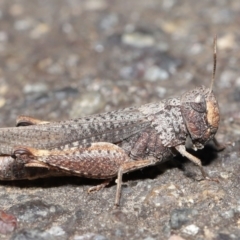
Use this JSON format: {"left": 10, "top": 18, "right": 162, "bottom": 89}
{"left": 0, "top": 37, "right": 224, "bottom": 206}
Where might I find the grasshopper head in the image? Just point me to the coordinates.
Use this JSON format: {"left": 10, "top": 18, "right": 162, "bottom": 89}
{"left": 180, "top": 86, "right": 220, "bottom": 150}
{"left": 180, "top": 36, "right": 219, "bottom": 150}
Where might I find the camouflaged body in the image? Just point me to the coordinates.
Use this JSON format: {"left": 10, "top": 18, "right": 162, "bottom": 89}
{"left": 0, "top": 86, "right": 220, "bottom": 180}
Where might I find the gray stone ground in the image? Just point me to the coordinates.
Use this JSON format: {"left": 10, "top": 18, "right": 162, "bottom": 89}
{"left": 0, "top": 0, "right": 239, "bottom": 239}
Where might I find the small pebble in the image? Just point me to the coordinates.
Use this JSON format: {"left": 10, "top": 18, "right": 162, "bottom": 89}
{"left": 182, "top": 224, "right": 199, "bottom": 236}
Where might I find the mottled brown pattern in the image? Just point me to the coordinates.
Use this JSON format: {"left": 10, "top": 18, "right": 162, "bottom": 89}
{"left": 0, "top": 108, "right": 150, "bottom": 154}
{"left": 0, "top": 85, "right": 220, "bottom": 181}
{"left": 180, "top": 86, "right": 220, "bottom": 149}
{"left": 0, "top": 40, "right": 222, "bottom": 205}
{"left": 27, "top": 143, "right": 125, "bottom": 177}
{"left": 0, "top": 155, "right": 66, "bottom": 180}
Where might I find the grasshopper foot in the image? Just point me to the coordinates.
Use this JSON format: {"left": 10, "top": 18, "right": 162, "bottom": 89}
{"left": 87, "top": 179, "right": 112, "bottom": 193}
{"left": 196, "top": 173, "right": 220, "bottom": 183}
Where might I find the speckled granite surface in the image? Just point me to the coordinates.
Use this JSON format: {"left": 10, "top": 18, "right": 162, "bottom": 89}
{"left": 0, "top": 1, "right": 239, "bottom": 239}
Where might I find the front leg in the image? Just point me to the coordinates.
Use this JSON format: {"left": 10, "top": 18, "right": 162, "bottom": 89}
{"left": 175, "top": 144, "right": 220, "bottom": 182}
{"left": 175, "top": 145, "right": 208, "bottom": 179}
{"left": 13, "top": 142, "right": 157, "bottom": 206}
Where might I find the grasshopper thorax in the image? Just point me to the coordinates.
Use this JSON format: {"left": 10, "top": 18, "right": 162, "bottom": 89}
{"left": 180, "top": 86, "right": 220, "bottom": 150}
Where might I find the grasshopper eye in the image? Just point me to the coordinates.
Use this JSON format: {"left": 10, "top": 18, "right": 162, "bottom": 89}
{"left": 190, "top": 95, "right": 206, "bottom": 113}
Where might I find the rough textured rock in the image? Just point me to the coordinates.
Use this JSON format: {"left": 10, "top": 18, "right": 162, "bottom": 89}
{"left": 0, "top": 0, "right": 239, "bottom": 239}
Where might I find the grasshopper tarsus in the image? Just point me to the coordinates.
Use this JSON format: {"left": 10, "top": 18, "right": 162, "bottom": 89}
{"left": 87, "top": 179, "right": 112, "bottom": 193}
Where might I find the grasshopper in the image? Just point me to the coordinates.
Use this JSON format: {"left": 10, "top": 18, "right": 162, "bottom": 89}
{"left": 0, "top": 38, "right": 223, "bottom": 206}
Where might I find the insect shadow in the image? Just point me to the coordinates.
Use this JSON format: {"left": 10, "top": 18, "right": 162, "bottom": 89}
{"left": 122, "top": 143, "right": 219, "bottom": 183}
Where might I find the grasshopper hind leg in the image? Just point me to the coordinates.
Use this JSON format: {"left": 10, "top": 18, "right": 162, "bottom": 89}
{"left": 12, "top": 144, "right": 158, "bottom": 207}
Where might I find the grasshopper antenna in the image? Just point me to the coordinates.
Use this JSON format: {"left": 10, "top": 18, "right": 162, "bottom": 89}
{"left": 208, "top": 36, "right": 217, "bottom": 97}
